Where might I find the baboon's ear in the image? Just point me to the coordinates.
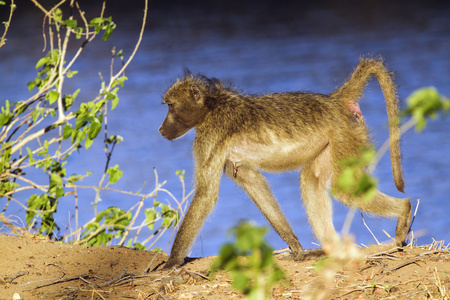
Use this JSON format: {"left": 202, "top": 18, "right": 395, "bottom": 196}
{"left": 190, "top": 85, "right": 202, "bottom": 103}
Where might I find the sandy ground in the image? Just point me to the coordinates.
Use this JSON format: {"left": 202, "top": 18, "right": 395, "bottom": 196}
{"left": 0, "top": 233, "right": 449, "bottom": 299}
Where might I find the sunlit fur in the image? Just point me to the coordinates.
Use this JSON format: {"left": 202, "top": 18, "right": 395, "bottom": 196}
{"left": 159, "top": 57, "right": 412, "bottom": 269}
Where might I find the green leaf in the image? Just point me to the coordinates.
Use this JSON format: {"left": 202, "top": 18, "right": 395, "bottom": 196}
{"left": 0, "top": 112, "right": 12, "bottom": 126}
{"left": 313, "top": 256, "right": 329, "bottom": 272}
{"left": 111, "top": 95, "right": 119, "bottom": 110}
{"left": 336, "top": 168, "right": 355, "bottom": 192}
{"left": 353, "top": 174, "right": 378, "bottom": 202}
{"left": 26, "top": 147, "right": 36, "bottom": 164}
{"left": 50, "top": 49, "right": 60, "bottom": 65}
{"left": 210, "top": 222, "right": 284, "bottom": 297}
{"left": 13, "top": 101, "right": 25, "bottom": 114}
{"left": 231, "top": 271, "right": 251, "bottom": 293}
{"left": 63, "top": 19, "right": 77, "bottom": 29}
{"left": 112, "top": 76, "right": 127, "bottom": 88}
{"left": 88, "top": 120, "right": 102, "bottom": 139}
{"left": 67, "top": 70, "right": 78, "bottom": 78}
{"left": 63, "top": 88, "right": 80, "bottom": 110}
{"left": 75, "top": 115, "right": 93, "bottom": 129}
{"left": 106, "top": 165, "right": 123, "bottom": 184}
{"left": 145, "top": 208, "right": 157, "bottom": 230}
{"left": 105, "top": 87, "right": 120, "bottom": 110}
{"left": 102, "top": 19, "right": 116, "bottom": 41}
{"left": 0, "top": 100, "right": 13, "bottom": 126}
{"left": 0, "top": 181, "right": 19, "bottom": 197}
{"left": 85, "top": 137, "right": 94, "bottom": 149}
{"left": 74, "top": 129, "right": 85, "bottom": 145}
{"left": 49, "top": 108, "right": 56, "bottom": 118}
{"left": 27, "top": 80, "right": 37, "bottom": 92}
{"left": 403, "top": 87, "right": 450, "bottom": 132}
{"left": 47, "top": 90, "right": 59, "bottom": 104}
{"left": 267, "top": 267, "right": 285, "bottom": 286}
{"left": 67, "top": 174, "right": 82, "bottom": 186}
{"left": 334, "top": 147, "right": 378, "bottom": 201}
{"left": 102, "top": 24, "right": 114, "bottom": 41}
{"left": 62, "top": 125, "right": 74, "bottom": 140}
{"left": 89, "top": 17, "right": 105, "bottom": 26}
{"left": 133, "top": 242, "right": 146, "bottom": 250}
{"left": 105, "top": 135, "right": 123, "bottom": 144}
{"left": 53, "top": 8, "right": 63, "bottom": 23}
{"left": 233, "top": 222, "right": 267, "bottom": 252}
{"left": 35, "top": 56, "right": 50, "bottom": 69}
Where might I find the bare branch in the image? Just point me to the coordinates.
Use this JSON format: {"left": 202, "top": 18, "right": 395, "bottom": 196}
{"left": 9, "top": 113, "right": 74, "bottom": 155}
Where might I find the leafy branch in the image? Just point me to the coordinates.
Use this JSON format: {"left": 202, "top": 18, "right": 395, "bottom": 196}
{"left": 210, "top": 222, "right": 285, "bottom": 299}
{"left": 0, "top": 0, "right": 15, "bottom": 48}
{"left": 0, "top": 0, "right": 191, "bottom": 251}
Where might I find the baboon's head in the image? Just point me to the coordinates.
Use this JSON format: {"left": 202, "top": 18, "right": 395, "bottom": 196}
{"left": 159, "top": 74, "right": 210, "bottom": 140}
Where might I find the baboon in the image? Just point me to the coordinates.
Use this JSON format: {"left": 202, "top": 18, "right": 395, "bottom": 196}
{"left": 159, "top": 57, "right": 412, "bottom": 269}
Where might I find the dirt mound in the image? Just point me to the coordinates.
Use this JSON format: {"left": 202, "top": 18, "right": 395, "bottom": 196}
{"left": 1, "top": 234, "right": 449, "bottom": 299}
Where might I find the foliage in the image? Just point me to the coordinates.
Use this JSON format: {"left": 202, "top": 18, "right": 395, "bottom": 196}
{"left": 0, "top": 0, "right": 190, "bottom": 250}
{"left": 401, "top": 87, "right": 450, "bottom": 132}
{"left": 210, "top": 222, "right": 285, "bottom": 300}
{"left": 335, "top": 147, "right": 378, "bottom": 203}
{"left": 80, "top": 206, "right": 131, "bottom": 246}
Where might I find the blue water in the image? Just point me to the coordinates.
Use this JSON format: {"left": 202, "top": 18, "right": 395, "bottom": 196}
{"left": 1, "top": 2, "right": 449, "bottom": 257}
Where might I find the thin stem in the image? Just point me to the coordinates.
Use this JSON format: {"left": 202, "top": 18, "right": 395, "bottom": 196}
{"left": 361, "top": 213, "right": 380, "bottom": 245}
{"left": 0, "top": 0, "right": 16, "bottom": 48}
{"left": 370, "top": 117, "right": 417, "bottom": 173}
{"left": 9, "top": 114, "right": 74, "bottom": 155}
{"left": 107, "top": 0, "right": 148, "bottom": 87}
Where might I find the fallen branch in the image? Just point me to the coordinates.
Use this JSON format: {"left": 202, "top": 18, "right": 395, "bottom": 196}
{"left": 30, "top": 275, "right": 99, "bottom": 290}
{"left": 8, "top": 271, "right": 29, "bottom": 283}
{"left": 367, "top": 247, "right": 402, "bottom": 260}
{"left": 382, "top": 258, "right": 422, "bottom": 273}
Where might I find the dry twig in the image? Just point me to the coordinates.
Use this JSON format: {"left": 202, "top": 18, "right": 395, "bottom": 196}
{"left": 382, "top": 258, "right": 422, "bottom": 273}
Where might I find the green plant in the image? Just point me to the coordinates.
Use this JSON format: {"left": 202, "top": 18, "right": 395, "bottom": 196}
{"left": 335, "top": 146, "right": 378, "bottom": 203}
{"left": 0, "top": 0, "right": 131, "bottom": 237}
{"left": 374, "top": 87, "right": 449, "bottom": 168}
{"left": 0, "top": 0, "right": 191, "bottom": 250}
{"left": 210, "top": 221, "right": 285, "bottom": 300}
{"left": 402, "top": 87, "right": 450, "bottom": 132}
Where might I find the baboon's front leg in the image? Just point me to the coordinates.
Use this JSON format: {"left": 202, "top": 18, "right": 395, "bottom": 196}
{"left": 225, "top": 161, "right": 304, "bottom": 258}
{"left": 164, "top": 164, "right": 222, "bottom": 269}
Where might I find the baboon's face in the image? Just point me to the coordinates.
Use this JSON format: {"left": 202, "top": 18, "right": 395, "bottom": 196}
{"left": 159, "top": 82, "right": 207, "bottom": 140}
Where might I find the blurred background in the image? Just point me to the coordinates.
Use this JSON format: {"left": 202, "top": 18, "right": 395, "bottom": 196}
{"left": 1, "top": 0, "right": 449, "bottom": 257}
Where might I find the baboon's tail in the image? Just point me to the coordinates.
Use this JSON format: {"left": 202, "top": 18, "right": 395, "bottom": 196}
{"left": 331, "top": 57, "right": 405, "bottom": 193}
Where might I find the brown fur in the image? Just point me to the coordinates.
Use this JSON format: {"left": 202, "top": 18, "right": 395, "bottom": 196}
{"left": 159, "top": 57, "right": 412, "bottom": 269}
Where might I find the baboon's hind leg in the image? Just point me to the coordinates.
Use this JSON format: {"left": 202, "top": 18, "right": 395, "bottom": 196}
{"left": 335, "top": 190, "right": 411, "bottom": 246}
{"left": 328, "top": 114, "right": 411, "bottom": 246}
{"left": 300, "top": 145, "right": 340, "bottom": 246}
